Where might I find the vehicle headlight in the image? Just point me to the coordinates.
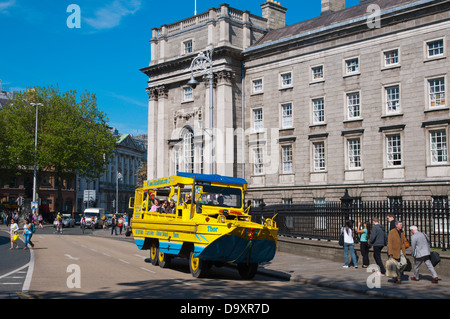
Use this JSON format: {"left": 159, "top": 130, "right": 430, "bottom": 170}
{"left": 219, "top": 215, "right": 226, "bottom": 223}
{"left": 265, "top": 219, "right": 272, "bottom": 227}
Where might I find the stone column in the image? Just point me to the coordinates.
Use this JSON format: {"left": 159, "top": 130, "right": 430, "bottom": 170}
{"left": 146, "top": 87, "right": 158, "bottom": 180}
{"left": 215, "top": 70, "right": 235, "bottom": 176}
{"left": 156, "top": 85, "right": 169, "bottom": 178}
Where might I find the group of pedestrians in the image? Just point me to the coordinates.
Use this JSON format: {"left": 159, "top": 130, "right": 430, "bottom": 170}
{"left": 110, "top": 213, "right": 129, "bottom": 236}
{"left": 8, "top": 212, "right": 37, "bottom": 250}
{"left": 340, "top": 214, "right": 439, "bottom": 284}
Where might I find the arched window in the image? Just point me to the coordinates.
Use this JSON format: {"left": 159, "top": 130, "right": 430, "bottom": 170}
{"left": 183, "top": 129, "right": 194, "bottom": 173}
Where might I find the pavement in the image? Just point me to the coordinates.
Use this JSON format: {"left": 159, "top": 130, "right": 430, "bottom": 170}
{"left": 89, "top": 227, "right": 450, "bottom": 299}
{"left": 2, "top": 223, "right": 449, "bottom": 299}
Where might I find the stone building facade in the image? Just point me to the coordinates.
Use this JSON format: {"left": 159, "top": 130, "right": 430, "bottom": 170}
{"left": 142, "top": 0, "right": 450, "bottom": 205}
{"left": 76, "top": 132, "right": 146, "bottom": 213}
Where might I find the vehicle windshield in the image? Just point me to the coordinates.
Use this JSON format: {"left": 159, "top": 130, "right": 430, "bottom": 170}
{"left": 195, "top": 184, "right": 242, "bottom": 209}
{"left": 84, "top": 213, "right": 98, "bottom": 218}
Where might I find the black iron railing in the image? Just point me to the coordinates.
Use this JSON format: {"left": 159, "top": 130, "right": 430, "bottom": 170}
{"left": 250, "top": 200, "right": 449, "bottom": 251}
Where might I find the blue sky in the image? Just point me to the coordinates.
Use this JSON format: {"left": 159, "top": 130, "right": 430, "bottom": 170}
{"left": 0, "top": 0, "right": 360, "bottom": 136}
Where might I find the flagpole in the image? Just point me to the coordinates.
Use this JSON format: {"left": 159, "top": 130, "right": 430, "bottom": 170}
{"left": 194, "top": 0, "right": 197, "bottom": 15}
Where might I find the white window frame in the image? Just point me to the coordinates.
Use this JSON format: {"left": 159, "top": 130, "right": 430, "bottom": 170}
{"left": 183, "top": 39, "right": 193, "bottom": 55}
{"left": 311, "top": 65, "right": 324, "bottom": 82}
{"left": 426, "top": 38, "right": 445, "bottom": 59}
{"left": 253, "top": 147, "right": 264, "bottom": 175}
{"left": 281, "top": 145, "right": 293, "bottom": 174}
{"left": 346, "top": 91, "right": 361, "bottom": 120}
{"left": 281, "top": 102, "right": 293, "bottom": 128}
{"left": 383, "top": 48, "right": 400, "bottom": 68}
{"left": 312, "top": 97, "right": 325, "bottom": 125}
{"left": 183, "top": 129, "right": 194, "bottom": 173}
{"left": 427, "top": 77, "right": 446, "bottom": 109}
{"left": 183, "top": 86, "right": 193, "bottom": 102}
{"left": 280, "top": 72, "right": 293, "bottom": 89}
{"left": 252, "top": 108, "right": 263, "bottom": 133}
{"left": 313, "top": 141, "right": 326, "bottom": 172}
{"left": 384, "top": 84, "right": 401, "bottom": 115}
{"left": 385, "top": 133, "right": 403, "bottom": 167}
{"left": 344, "top": 57, "right": 360, "bottom": 76}
{"left": 252, "top": 78, "right": 263, "bottom": 94}
{"left": 430, "top": 129, "right": 448, "bottom": 165}
{"left": 346, "top": 137, "right": 362, "bottom": 169}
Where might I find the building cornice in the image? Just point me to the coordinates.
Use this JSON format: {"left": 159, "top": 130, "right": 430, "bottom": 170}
{"left": 243, "top": 0, "right": 449, "bottom": 58}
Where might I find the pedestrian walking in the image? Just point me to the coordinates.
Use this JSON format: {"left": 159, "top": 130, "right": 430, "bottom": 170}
{"left": 387, "top": 220, "right": 407, "bottom": 283}
{"left": 80, "top": 216, "right": 86, "bottom": 234}
{"left": 387, "top": 213, "right": 396, "bottom": 231}
{"left": 38, "top": 214, "right": 43, "bottom": 229}
{"left": 357, "top": 221, "right": 370, "bottom": 268}
{"left": 341, "top": 220, "right": 358, "bottom": 268}
{"left": 10, "top": 218, "right": 19, "bottom": 249}
{"left": 56, "top": 213, "right": 63, "bottom": 234}
{"left": 368, "top": 217, "right": 387, "bottom": 276}
{"left": 22, "top": 219, "right": 34, "bottom": 250}
{"left": 111, "top": 215, "right": 118, "bottom": 235}
{"left": 409, "top": 226, "right": 439, "bottom": 283}
{"left": 118, "top": 215, "right": 124, "bottom": 235}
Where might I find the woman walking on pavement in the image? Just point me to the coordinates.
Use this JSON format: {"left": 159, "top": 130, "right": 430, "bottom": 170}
{"left": 357, "top": 221, "right": 370, "bottom": 268}
{"left": 341, "top": 220, "right": 358, "bottom": 268}
{"left": 10, "top": 218, "right": 19, "bottom": 249}
{"left": 22, "top": 219, "right": 34, "bottom": 250}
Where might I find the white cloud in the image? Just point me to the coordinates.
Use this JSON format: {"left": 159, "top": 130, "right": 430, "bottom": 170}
{"left": 84, "top": 0, "right": 142, "bottom": 30}
{"left": 0, "top": 0, "right": 16, "bottom": 13}
{"left": 108, "top": 91, "right": 148, "bottom": 108}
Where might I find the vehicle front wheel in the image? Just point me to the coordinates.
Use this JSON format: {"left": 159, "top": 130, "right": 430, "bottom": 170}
{"left": 158, "top": 251, "right": 172, "bottom": 268}
{"left": 189, "top": 252, "right": 209, "bottom": 278}
{"left": 149, "top": 244, "right": 159, "bottom": 266}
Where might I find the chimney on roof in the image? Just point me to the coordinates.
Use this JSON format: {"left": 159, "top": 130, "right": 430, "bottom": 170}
{"left": 321, "top": 0, "right": 346, "bottom": 15}
{"left": 261, "top": 0, "right": 287, "bottom": 30}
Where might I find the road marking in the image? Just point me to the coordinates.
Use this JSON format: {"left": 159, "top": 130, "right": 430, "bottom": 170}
{"left": 140, "top": 267, "right": 155, "bottom": 274}
{"left": 134, "top": 254, "right": 146, "bottom": 259}
{"left": 64, "top": 254, "right": 79, "bottom": 261}
{"left": 119, "top": 259, "right": 130, "bottom": 264}
{"left": 103, "top": 253, "right": 112, "bottom": 257}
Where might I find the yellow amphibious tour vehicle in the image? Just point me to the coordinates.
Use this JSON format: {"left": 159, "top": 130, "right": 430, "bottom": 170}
{"left": 130, "top": 172, "right": 278, "bottom": 279}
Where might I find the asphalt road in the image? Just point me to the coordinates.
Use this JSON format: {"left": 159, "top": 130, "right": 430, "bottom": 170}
{"left": 0, "top": 230, "right": 31, "bottom": 298}
{"left": 4, "top": 226, "right": 379, "bottom": 300}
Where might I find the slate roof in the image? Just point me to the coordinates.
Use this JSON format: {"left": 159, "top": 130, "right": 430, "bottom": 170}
{"left": 250, "top": 0, "right": 428, "bottom": 49}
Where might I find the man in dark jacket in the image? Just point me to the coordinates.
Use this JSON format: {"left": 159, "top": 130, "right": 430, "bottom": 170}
{"left": 369, "top": 217, "right": 387, "bottom": 275}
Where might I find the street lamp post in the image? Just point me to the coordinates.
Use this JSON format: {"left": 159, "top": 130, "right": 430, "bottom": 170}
{"left": 30, "top": 102, "right": 43, "bottom": 213}
{"left": 116, "top": 171, "right": 122, "bottom": 214}
{"left": 187, "top": 48, "right": 214, "bottom": 174}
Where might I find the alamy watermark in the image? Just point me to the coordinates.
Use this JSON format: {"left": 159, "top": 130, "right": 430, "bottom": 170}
{"left": 66, "top": 264, "right": 81, "bottom": 289}
{"left": 366, "top": 4, "right": 381, "bottom": 29}
{"left": 66, "top": 4, "right": 81, "bottom": 29}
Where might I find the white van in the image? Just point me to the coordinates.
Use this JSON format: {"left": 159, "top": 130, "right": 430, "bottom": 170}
{"left": 83, "top": 208, "right": 105, "bottom": 229}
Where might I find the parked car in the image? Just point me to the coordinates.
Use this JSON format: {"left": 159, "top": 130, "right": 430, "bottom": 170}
{"left": 53, "top": 214, "right": 75, "bottom": 228}
{"left": 74, "top": 214, "right": 82, "bottom": 226}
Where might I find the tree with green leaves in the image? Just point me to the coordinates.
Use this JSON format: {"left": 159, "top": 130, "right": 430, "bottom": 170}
{"left": 0, "top": 85, "right": 117, "bottom": 211}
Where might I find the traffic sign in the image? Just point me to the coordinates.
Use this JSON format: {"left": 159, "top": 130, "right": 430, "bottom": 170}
{"left": 83, "top": 190, "right": 96, "bottom": 202}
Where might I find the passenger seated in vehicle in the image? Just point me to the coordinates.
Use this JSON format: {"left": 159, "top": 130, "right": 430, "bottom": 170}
{"left": 161, "top": 200, "right": 168, "bottom": 213}
{"left": 167, "top": 201, "right": 176, "bottom": 214}
{"left": 150, "top": 198, "right": 161, "bottom": 212}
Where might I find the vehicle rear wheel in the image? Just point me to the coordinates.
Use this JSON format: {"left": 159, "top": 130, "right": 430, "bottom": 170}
{"left": 149, "top": 244, "right": 159, "bottom": 266}
{"left": 237, "top": 263, "right": 258, "bottom": 280}
{"left": 158, "top": 251, "right": 172, "bottom": 268}
{"left": 189, "top": 251, "right": 209, "bottom": 278}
